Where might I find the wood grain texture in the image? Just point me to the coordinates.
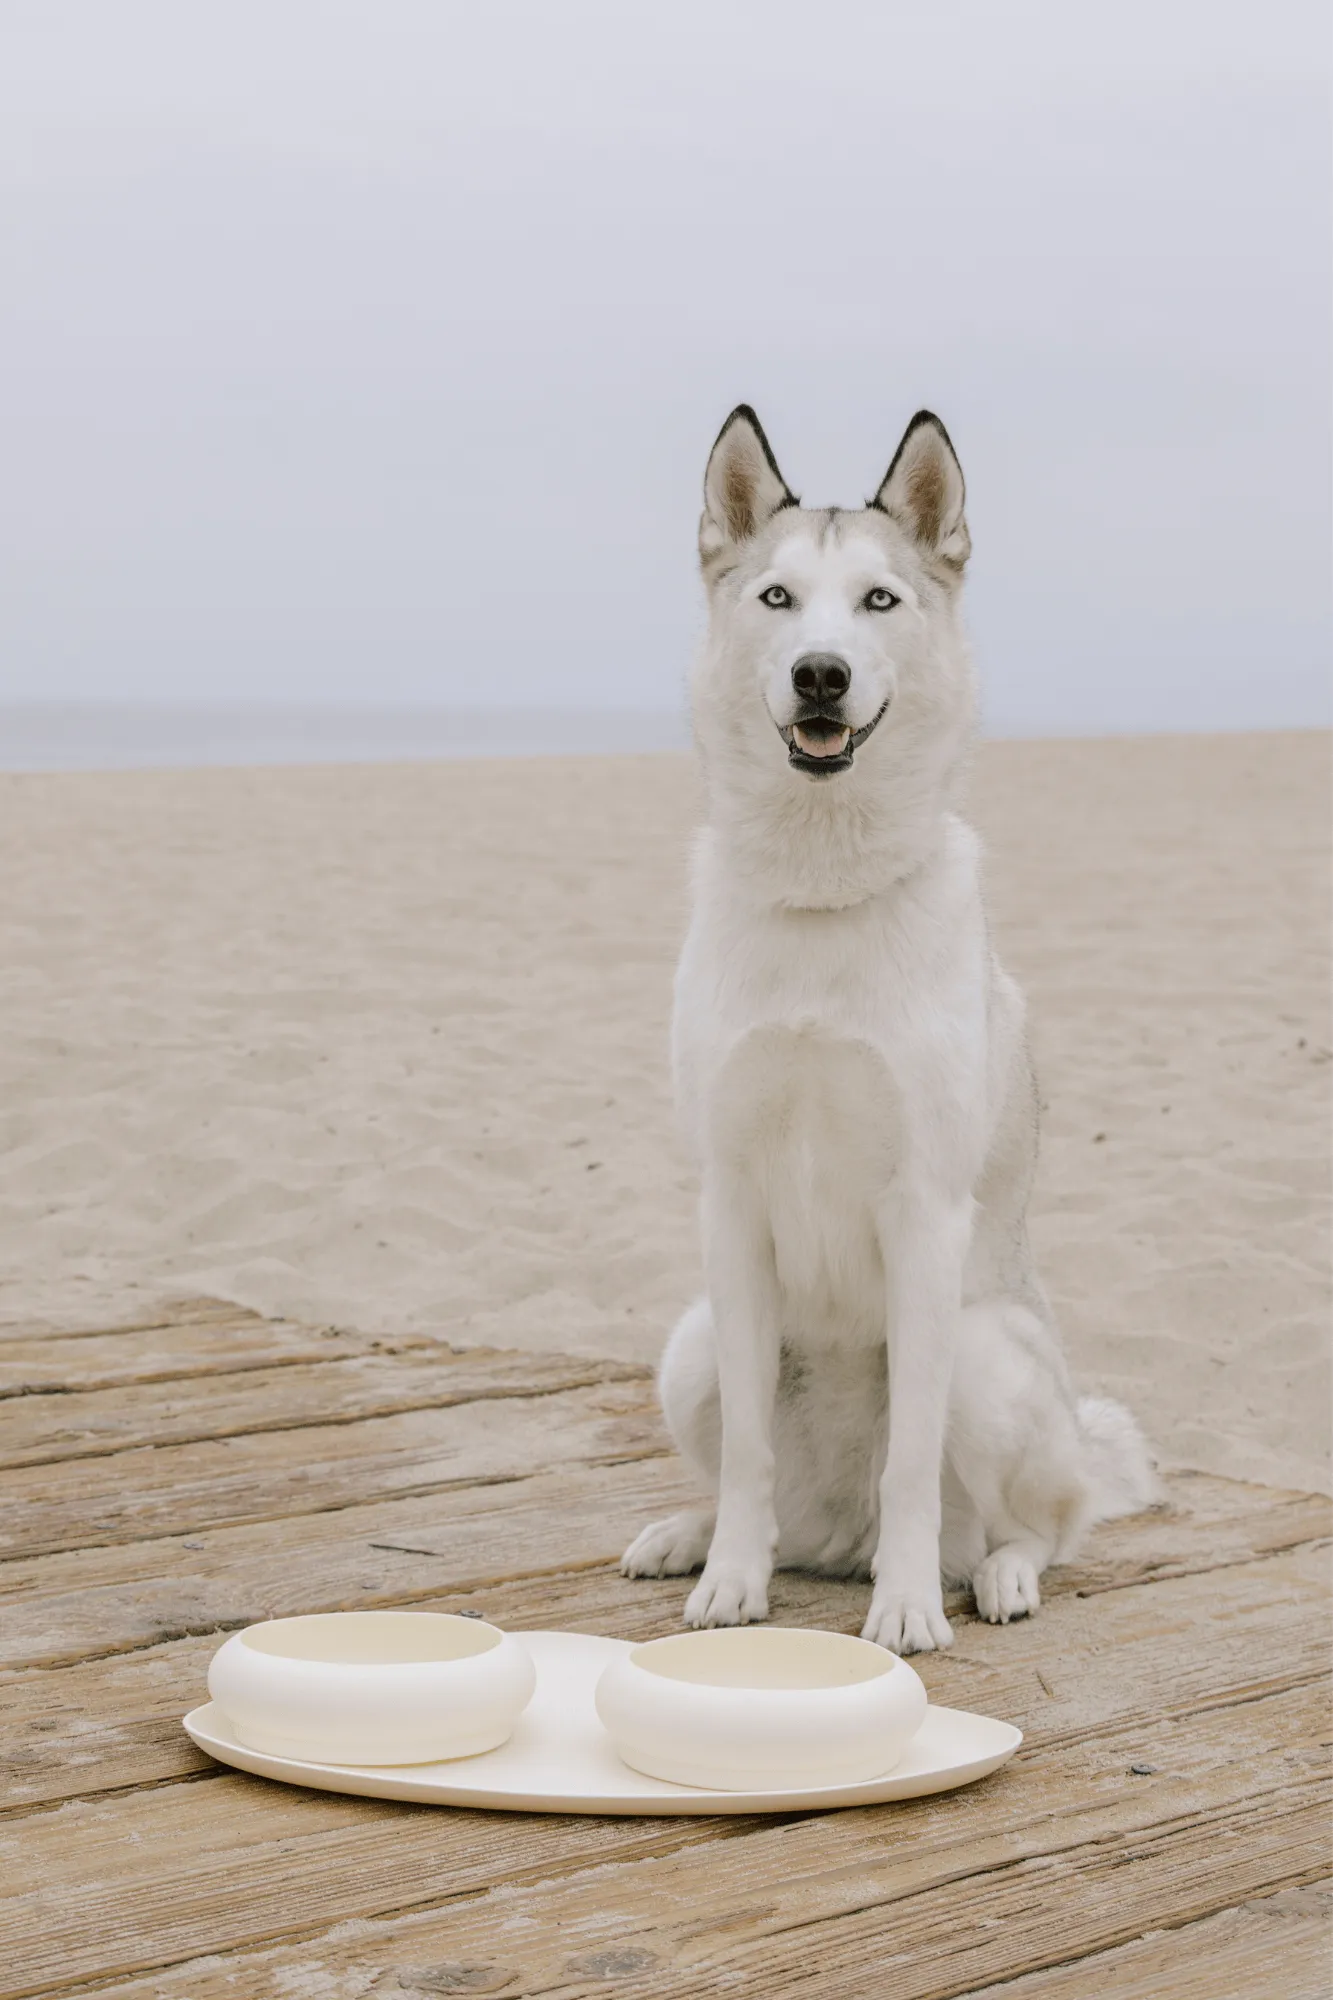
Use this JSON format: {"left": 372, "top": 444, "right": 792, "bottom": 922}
{"left": 0, "top": 1376, "right": 667, "bottom": 1560}
{"left": 0, "top": 1297, "right": 261, "bottom": 1344}
{"left": 1, "top": 1300, "right": 1327, "bottom": 2000}
{"left": 0, "top": 1343, "right": 649, "bottom": 1470}
{"left": 0, "top": 1313, "right": 438, "bottom": 1396}
{"left": 960, "top": 1885, "right": 1331, "bottom": 2000}
{"left": 0, "top": 1458, "right": 698, "bottom": 1670}
{"left": 6, "top": 1694, "right": 1324, "bottom": 1999}
{"left": 3, "top": 1454, "right": 1324, "bottom": 1674}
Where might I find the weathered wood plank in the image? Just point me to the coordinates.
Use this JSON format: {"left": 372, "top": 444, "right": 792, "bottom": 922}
{"left": 0, "top": 1458, "right": 699, "bottom": 1669}
{"left": 467, "top": 1789, "right": 1329, "bottom": 2000}
{"left": 0, "top": 1298, "right": 263, "bottom": 1345}
{"left": 0, "top": 1787, "right": 731, "bottom": 2000}
{"left": 959, "top": 1884, "right": 1331, "bottom": 1999}
{"left": 1, "top": 1464, "right": 1323, "bottom": 1674}
{"left": 4, "top": 1686, "right": 1322, "bottom": 2000}
{"left": 55, "top": 1845, "right": 1333, "bottom": 2000}
{"left": 0, "top": 1376, "right": 666, "bottom": 1559}
{"left": 1062, "top": 1468, "right": 1331, "bottom": 1599}
{"left": 3, "top": 1540, "right": 1326, "bottom": 1816}
{"left": 0, "top": 1345, "right": 650, "bottom": 1470}
{"left": 613, "top": 1795, "right": 1329, "bottom": 2000}
{"left": 0, "top": 1316, "right": 443, "bottom": 1398}
{"left": 0, "top": 1308, "right": 1326, "bottom": 2000}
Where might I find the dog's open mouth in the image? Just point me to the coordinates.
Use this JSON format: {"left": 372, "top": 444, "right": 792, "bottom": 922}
{"left": 779, "top": 702, "right": 889, "bottom": 778}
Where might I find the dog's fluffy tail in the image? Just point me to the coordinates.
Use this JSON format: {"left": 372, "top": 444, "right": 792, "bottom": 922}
{"left": 1077, "top": 1396, "right": 1161, "bottom": 1522}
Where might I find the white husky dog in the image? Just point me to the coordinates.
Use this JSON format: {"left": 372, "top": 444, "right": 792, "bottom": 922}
{"left": 622, "top": 406, "right": 1157, "bottom": 1654}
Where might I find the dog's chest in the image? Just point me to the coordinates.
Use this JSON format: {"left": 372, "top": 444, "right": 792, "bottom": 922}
{"left": 712, "top": 1024, "right": 897, "bottom": 1322}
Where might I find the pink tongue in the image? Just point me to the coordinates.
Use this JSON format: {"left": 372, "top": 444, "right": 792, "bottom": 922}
{"left": 794, "top": 723, "right": 851, "bottom": 758}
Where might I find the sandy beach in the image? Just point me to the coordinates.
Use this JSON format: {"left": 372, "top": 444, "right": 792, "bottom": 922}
{"left": 0, "top": 731, "right": 1326, "bottom": 1494}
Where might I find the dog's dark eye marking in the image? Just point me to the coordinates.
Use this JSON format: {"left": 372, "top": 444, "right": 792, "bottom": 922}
{"left": 760, "top": 584, "right": 794, "bottom": 609}
{"left": 863, "top": 587, "right": 900, "bottom": 612}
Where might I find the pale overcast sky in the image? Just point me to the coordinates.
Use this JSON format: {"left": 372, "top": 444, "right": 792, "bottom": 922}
{"left": 2, "top": 0, "right": 1328, "bottom": 737}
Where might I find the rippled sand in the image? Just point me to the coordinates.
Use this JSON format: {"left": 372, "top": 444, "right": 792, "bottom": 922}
{"left": 0, "top": 733, "right": 1326, "bottom": 1491}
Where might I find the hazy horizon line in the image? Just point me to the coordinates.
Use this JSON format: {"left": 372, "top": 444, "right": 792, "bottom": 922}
{"left": 0, "top": 701, "right": 1325, "bottom": 776}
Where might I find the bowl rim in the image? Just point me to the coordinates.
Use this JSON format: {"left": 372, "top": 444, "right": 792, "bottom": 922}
{"left": 231, "top": 1611, "right": 509, "bottom": 1669}
{"left": 620, "top": 1626, "right": 906, "bottom": 1694}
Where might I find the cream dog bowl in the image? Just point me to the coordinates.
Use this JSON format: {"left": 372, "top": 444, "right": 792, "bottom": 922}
{"left": 206, "top": 1612, "right": 536, "bottom": 1763}
{"left": 593, "top": 1626, "right": 928, "bottom": 1790}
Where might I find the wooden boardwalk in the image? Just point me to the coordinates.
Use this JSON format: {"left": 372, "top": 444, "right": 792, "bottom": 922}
{"left": 1, "top": 1298, "right": 1328, "bottom": 1999}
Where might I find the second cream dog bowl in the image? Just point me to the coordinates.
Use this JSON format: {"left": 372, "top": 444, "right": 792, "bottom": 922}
{"left": 594, "top": 1626, "right": 927, "bottom": 1790}
{"left": 207, "top": 1612, "right": 536, "bottom": 1764}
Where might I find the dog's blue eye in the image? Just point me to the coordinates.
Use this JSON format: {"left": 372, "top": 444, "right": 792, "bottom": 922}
{"left": 864, "top": 587, "right": 900, "bottom": 612}
{"left": 760, "top": 585, "right": 794, "bottom": 609}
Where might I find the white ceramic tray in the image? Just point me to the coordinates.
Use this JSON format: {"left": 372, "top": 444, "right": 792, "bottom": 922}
{"left": 184, "top": 1630, "right": 1021, "bottom": 1814}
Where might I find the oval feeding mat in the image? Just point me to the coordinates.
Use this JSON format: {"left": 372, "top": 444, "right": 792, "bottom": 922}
{"left": 184, "top": 1629, "right": 1021, "bottom": 1814}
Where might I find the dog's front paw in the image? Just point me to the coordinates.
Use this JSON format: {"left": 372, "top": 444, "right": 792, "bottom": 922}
{"left": 972, "top": 1548, "right": 1041, "bottom": 1624}
{"left": 621, "top": 1510, "right": 713, "bottom": 1579}
{"left": 862, "top": 1588, "right": 953, "bottom": 1655}
{"left": 684, "top": 1559, "right": 769, "bottom": 1628}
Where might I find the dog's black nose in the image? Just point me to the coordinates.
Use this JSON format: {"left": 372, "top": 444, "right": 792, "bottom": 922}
{"left": 791, "top": 654, "right": 851, "bottom": 704}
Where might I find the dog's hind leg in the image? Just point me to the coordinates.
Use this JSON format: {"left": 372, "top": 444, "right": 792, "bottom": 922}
{"left": 946, "top": 1299, "right": 1092, "bottom": 1626}
{"left": 621, "top": 1508, "right": 714, "bottom": 1577}
{"left": 621, "top": 1298, "right": 718, "bottom": 1578}
{"left": 938, "top": 1459, "right": 987, "bottom": 1591}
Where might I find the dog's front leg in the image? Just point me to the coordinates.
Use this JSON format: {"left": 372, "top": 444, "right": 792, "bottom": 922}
{"left": 684, "top": 1173, "right": 780, "bottom": 1628}
{"left": 864, "top": 1185, "right": 970, "bottom": 1654}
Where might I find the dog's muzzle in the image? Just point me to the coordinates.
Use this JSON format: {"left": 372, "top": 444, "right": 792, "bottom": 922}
{"left": 778, "top": 701, "right": 891, "bottom": 778}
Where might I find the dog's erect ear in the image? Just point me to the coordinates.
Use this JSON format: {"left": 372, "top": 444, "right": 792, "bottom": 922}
{"left": 872, "top": 412, "right": 970, "bottom": 569}
{"left": 699, "top": 405, "right": 797, "bottom": 566}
